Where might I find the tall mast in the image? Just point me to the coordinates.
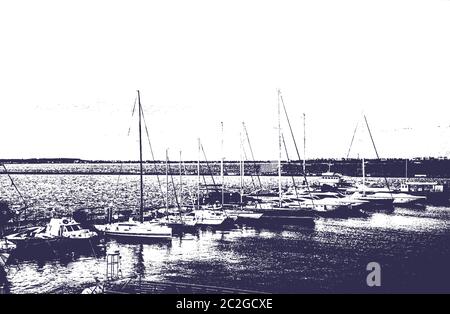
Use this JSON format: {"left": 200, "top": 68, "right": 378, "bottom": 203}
{"left": 137, "top": 90, "right": 144, "bottom": 223}
{"left": 179, "top": 150, "right": 183, "bottom": 206}
{"left": 277, "top": 89, "right": 282, "bottom": 208}
{"left": 405, "top": 158, "right": 408, "bottom": 179}
{"left": 362, "top": 157, "right": 366, "bottom": 195}
{"left": 221, "top": 122, "right": 224, "bottom": 207}
{"left": 165, "top": 148, "right": 169, "bottom": 214}
{"left": 240, "top": 127, "right": 244, "bottom": 207}
{"left": 197, "top": 138, "right": 201, "bottom": 209}
{"left": 242, "top": 122, "right": 262, "bottom": 189}
{"left": 303, "top": 113, "right": 306, "bottom": 175}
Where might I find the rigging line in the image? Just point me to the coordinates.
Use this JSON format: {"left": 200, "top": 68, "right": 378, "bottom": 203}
{"left": 281, "top": 133, "right": 302, "bottom": 208}
{"left": 167, "top": 153, "right": 180, "bottom": 209}
{"left": 113, "top": 95, "right": 138, "bottom": 213}
{"left": 200, "top": 144, "right": 216, "bottom": 186}
{"left": 363, "top": 115, "right": 393, "bottom": 196}
{"left": 182, "top": 160, "right": 196, "bottom": 207}
{"left": 1, "top": 164, "right": 28, "bottom": 209}
{"left": 139, "top": 106, "right": 164, "bottom": 197}
{"left": 127, "top": 96, "right": 138, "bottom": 136}
{"left": 346, "top": 121, "right": 359, "bottom": 159}
{"left": 279, "top": 93, "right": 315, "bottom": 210}
{"left": 241, "top": 142, "right": 257, "bottom": 190}
{"left": 242, "top": 122, "right": 262, "bottom": 189}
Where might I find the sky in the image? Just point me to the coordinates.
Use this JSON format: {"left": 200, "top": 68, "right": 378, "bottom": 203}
{"left": 1, "top": 0, "right": 450, "bottom": 161}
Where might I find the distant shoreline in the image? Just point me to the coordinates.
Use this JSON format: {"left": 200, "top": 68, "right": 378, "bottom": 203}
{"left": 2, "top": 158, "right": 450, "bottom": 178}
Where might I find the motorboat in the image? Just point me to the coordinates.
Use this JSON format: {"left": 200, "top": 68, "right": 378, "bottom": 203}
{"left": 6, "top": 217, "right": 97, "bottom": 249}
{"left": 41, "top": 217, "right": 98, "bottom": 244}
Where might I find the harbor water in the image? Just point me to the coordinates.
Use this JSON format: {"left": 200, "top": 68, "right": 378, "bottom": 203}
{"left": 1, "top": 171, "right": 450, "bottom": 293}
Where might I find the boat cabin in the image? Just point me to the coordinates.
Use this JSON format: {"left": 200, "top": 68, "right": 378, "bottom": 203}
{"left": 319, "top": 172, "right": 344, "bottom": 186}
{"left": 400, "top": 181, "right": 444, "bottom": 193}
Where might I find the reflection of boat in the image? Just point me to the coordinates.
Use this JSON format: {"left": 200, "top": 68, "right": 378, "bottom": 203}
{"left": 94, "top": 91, "right": 172, "bottom": 241}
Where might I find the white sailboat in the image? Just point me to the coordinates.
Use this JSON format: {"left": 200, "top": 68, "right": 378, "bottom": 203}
{"left": 94, "top": 91, "right": 172, "bottom": 240}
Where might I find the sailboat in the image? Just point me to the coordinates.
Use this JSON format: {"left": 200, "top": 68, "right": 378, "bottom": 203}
{"left": 254, "top": 90, "right": 316, "bottom": 224}
{"left": 223, "top": 122, "right": 263, "bottom": 220}
{"left": 156, "top": 150, "right": 197, "bottom": 230}
{"left": 94, "top": 91, "right": 172, "bottom": 240}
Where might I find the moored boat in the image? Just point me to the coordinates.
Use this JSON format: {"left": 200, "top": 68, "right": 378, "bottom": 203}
{"left": 94, "top": 91, "right": 172, "bottom": 241}
{"left": 94, "top": 220, "right": 172, "bottom": 240}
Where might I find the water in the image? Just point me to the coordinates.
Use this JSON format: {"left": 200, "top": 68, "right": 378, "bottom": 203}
{"left": 1, "top": 172, "right": 450, "bottom": 293}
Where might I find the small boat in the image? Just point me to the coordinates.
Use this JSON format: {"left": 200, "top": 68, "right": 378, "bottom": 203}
{"left": 5, "top": 226, "right": 60, "bottom": 248}
{"left": 374, "top": 192, "right": 426, "bottom": 206}
{"left": 187, "top": 209, "right": 229, "bottom": 226}
{"left": 347, "top": 191, "right": 395, "bottom": 209}
{"left": 157, "top": 213, "right": 197, "bottom": 229}
{"left": 224, "top": 209, "right": 263, "bottom": 220}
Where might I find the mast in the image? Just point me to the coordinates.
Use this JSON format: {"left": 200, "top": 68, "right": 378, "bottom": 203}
{"left": 303, "top": 113, "right": 306, "bottom": 175}
{"left": 362, "top": 157, "right": 366, "bottom": 195}
{"left": 363, "top": 114, "right": 393, "bottom": 197}
{"left": 197, "top": 138, "right": 201, "bottom": 209}
{"left": 137, "top": 90, "right": 144, "bottom": 223}
{"left": 242, "top": 122, "right": 262, "bottom": 189}
{"left": 277, "top": 89, "right": 282, "bottom": 208}
{"left": 179, "top": 150, "right": 183, "bottom": 206}
{"left": 165, "top": 148, "right": 169, "bottom": 214}
{"left": 221, "top": 122, "right": 224, "bottom": 207}
{"left": 240, "top": 127, "right": 244, "bottom": 207}
{"left": 279, "top": 91, "right": 315, "bottom": 209}
{"left": 405, "top": 158, "right": 408, "bottom": 179}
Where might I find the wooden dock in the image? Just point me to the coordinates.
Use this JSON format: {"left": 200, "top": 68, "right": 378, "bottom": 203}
{"left": 102, "top": 278, "right": 267, "bottom": 294}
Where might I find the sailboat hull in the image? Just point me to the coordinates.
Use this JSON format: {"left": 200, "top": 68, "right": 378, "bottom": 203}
{"left": 94, "top": 222, "right": 172, "bottom": 241}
